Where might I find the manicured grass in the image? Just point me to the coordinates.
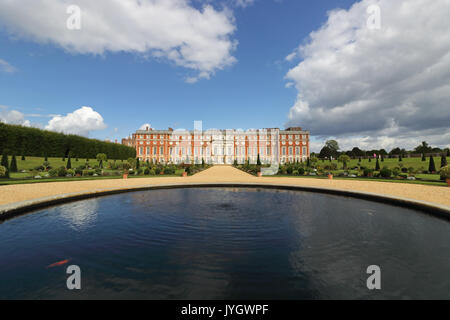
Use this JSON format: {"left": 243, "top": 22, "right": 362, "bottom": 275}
{"left": 267, "top": 175, "right": 448, "bottom": 187}
{"left": 319, "top": 156, "right": 450, "bottom": 172}
{"left": 11, "top": 156, "right": 124, "bottom": 171}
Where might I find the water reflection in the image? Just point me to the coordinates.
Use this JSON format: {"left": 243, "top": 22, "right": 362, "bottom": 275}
{"left": 0, "top": 188, "right": 449, "bottom": 299}
{"left": 58, "top": 199, "right": 99, "bottom": 230}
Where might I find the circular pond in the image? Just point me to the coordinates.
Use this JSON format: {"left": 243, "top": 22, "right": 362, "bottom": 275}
{"left": 0, "top": 187, "right": 449, "bottom": 299}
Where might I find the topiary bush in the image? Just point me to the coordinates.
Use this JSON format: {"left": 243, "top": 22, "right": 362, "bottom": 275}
{"left": 380, "top": 167, "right": 392, "bottom": 178}
{"left": 48, "top": 168, "right": 58, "bottom": 177}
{"left": 440, "top": 165, "right": 450, "bottom": 181}
{"left": 57, "top": 167, "right": 67, "bottom": 177}
{"left": 363, "top": 168, "right": 374, "bottom": 177}
{"left": 0, "top": 165, "right": 6, "bottom": 177}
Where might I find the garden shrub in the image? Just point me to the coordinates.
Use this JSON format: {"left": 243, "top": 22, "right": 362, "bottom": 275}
{"left": 0, "top": 165, "right": 6, "bottom": 177}
{"left": 57, "top": 167, "right": 67, "bottom": 177}
{"left": 440, "top": 165, "right": 450, "bottom": 180}
{"left": 48, "top": 168, "right": 58, "bottom": 177}
{"left": 380, "top": 168, "right": 392, "bottom": 178}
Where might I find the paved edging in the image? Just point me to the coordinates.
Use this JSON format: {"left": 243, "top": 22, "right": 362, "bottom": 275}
{"left": 1, "top": 183, "right": 449, "bottom": 222}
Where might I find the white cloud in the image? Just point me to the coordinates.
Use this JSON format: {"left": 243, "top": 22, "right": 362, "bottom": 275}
{"left": 235, "top": 0, "right": 255, "bottom": 8}
{"left": 0, "top": 106, "right": 30, "bottom": 126}
{"left": 45, "top": 106, "right": 106, "bottom": 136}
{"left": 0, "top": 0, "right": 237, "bottom": 82}
{"left": 139, "top": 123, "right": 152, "bottom": 130}
{"left": 0, "top": 58, "right": 16, "bottom": 73}
{"left": 286, "top": 0, "right": 450, "bottom": 151}
{"left": 285, "top": 52, "right": 297, "bottom": 62}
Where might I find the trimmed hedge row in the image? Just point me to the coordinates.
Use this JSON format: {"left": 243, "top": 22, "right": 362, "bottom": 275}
{"left": 0, "top": 123, "right": 135, "bottom": 160}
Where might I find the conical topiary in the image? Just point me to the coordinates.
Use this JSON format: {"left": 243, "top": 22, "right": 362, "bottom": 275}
{"left": 441, "top": 154, "right": 448, "bottom": 168}
{"left": 428, "top": 155, "right": 436, "bottom": 173}
{"left": 10, "top": 154, "right": 18, "bottom": 172}
{"left": 66, "top": 155, "right": 72, "bottom": 169}
{"left": 375, "top": 158, "right": 380, "bottom": 171}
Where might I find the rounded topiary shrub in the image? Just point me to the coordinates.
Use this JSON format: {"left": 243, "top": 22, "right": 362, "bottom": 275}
{"left": 57, "top": 167, "right": 67, "bottom": 177}
{"left": 0, "top": 165, "right": 6, "bottom": 177}
{"left": 440, "top": 165, "right": 450, "bottom": 181}
{"left": 48, "top": 168, "right": 58, "bottom": 177}
{"left": 380, "top": 168, "right": 392, "bottom": 178}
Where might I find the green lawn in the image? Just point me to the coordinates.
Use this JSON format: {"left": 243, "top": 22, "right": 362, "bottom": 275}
{"left": 0, "top": 156, "right": 187, "bottom": 185}
{"left": 11, "top": 156, "right": 123, "bottom": 171}
{"left": 319, "top": 156, "right": 449, "bottom": 172}
{"left": 268, "top": 174, "right": 448, "bottom": 187}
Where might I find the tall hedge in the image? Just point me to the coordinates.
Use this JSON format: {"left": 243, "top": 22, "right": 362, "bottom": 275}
{"left": 0, "top": 123, "right": 135, "bottom": 160}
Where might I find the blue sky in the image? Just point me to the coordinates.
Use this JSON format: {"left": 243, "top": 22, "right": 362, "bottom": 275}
{"left": 1, "top": 0, "right": 449, "bottom": 152}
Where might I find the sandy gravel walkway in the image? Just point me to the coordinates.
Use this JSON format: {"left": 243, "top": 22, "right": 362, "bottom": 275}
{"left": 1, "top": 166, "right": 449, "bottom": 208}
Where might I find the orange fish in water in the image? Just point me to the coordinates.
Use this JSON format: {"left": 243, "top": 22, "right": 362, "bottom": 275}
{"left": 47, "top": 259, "right": 70, "bottom": 268}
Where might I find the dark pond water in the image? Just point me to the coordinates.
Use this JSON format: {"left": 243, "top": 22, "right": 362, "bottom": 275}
{"left": 0, "top": 188, "right": 449, "bottom": 299}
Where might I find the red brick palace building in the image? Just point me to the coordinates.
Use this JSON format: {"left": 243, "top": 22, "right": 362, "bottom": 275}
{"left": 122, "top": 126, "right": 310, "bottom": 165}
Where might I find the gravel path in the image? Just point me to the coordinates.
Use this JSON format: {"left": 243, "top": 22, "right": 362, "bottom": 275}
{"left": 1, "top": 166, "right": 449, "bottom": 207}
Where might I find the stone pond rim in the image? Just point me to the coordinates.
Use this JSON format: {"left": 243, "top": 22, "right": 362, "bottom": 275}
{"left": 0, "top": 183, "right": 449, "bottom": 222}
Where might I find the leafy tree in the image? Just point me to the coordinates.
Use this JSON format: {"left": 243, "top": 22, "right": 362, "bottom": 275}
{"left": 319, "top": 146, "right": 333, "bottom": 159}
{"left": 10, "top": 154, "right": 18, "bottom": 172}
{"left": 441, "top": 154, "right": 448, "bottom": 168}
{"left": 381, "top": 154, "right": 384, "bottom": 162}
{"left": 96, "top": 153, "right": 107, "bottom": 163}
{"left": 0, "top": 123, "right": 135, "bottom": 160}
{"left": 351, "top": 147, "right": 365, "bottom": 157}
{"left": 325, "top": 140, "right": 339, "bottom": 152}
{"left": 415, "top": 141, "right": 433, "bottom": 154}
{"left": 422, "top": 153, "right": 426, "bottom": 161}
{"left": 428, "top": 156, "right": 436, "bottom": 173}
{"left": 338, "top": 155, "right": 351, "bottom": 170}
{"left": 399, "top": 154, "right": 402, "bottom": 162}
